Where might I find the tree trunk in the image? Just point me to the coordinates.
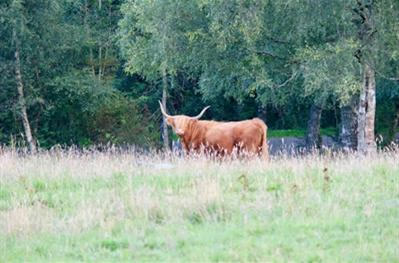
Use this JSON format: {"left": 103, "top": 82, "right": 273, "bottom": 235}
{"left": 257, "top": 104, "right": 267, "bottom": 123}
{"left": 388, "top": 100, "right": 399, "bottom": 144}
{"left": 161, "top": 68, "right": 169, "bottom": 150}
{"left": 98, "top": 46, "right": 102, "bottom": 83}
{"left": 357, "top": 63, "right": 376, "bottom": 154}
{"left": 339, "top": 97, "right": 358, "bottom": 150}
{"left": 102, "top": 45, "right": 108, "bottom": 79}
{"left": 15, "top": 46, "right": 36, "bottom": 153}
{"left": 306, "top": 104, "right": 322, "bottom": 150}
{"left": 353, "top": 0, "right": 376, "bottom": 154}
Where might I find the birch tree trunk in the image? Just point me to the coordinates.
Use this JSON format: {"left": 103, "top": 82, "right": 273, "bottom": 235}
{"left": 305, "top": 104, "right": 322, "bottom": 150}
{"left": 357, "top": 63, "right": 376, "bottom": 154}
{"left": 339, "top": 97, "right": 358, "bottom": 150}
{"left": 354, "top": 0, "right": 377, "bottom": 154}
{"left": 98, "top": 46, "right": 102, "bottom": 82}
{"left": 14, "top": 45, "right": 36, "bottom": 153}
{"left": 161, "top": 68, "right": 169, "bottom": 150}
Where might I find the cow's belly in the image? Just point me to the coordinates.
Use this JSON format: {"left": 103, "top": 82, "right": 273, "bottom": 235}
{"left": 204, "top": 129, "right": 235, "bottom": 153}
{"left": 201, "top": 121, "right": 263, "bottom": 154}
{"left": 230, "top": 123, "right": 263, "bottom": 153}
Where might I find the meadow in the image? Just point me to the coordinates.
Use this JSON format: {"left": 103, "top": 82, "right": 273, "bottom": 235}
{"left": 0, "top": 148, "right": 398, "bottom": 262}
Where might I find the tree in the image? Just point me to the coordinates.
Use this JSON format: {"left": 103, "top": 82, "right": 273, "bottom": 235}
{"left": 119, "top": 0, "right": 203, "bottom": 149}
{"left": 13, "top": 29, "right": 36, "bottom": 152}
{"left": 1, "top": 0, "right": 158, "bottom": 148}
{"left": 339, "top": 97, "right": 358, "bottom": 150}
{"left": 1, "top": 0, "right": 397, "bottom": 150}
{"left": 352, "top": 0, "right": 399, "bottom": 152}
{"left": 0, "top": 0, "right": 65, "bottom": 151}
{"left": 373, "top": 0, "right": 399, "bottom": 145}
{"left": 353, "top": 0, "right": 377, "bottom": 154}
{"left": 294, "top": 0, "right": 399, "bottom": 152}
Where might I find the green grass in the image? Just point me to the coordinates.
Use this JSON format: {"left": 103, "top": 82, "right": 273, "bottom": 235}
{"left": 171, "top": 127, "right": 338, "bottom": 140}
{"left": 268, "top": 127, "right": 338, "bottom": 138}
{"left": 0, "top": 149, "right": 398, "bottom": 262}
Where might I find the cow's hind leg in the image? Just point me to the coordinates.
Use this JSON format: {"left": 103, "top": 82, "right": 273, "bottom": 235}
{"left": 238, "top": 138, "right": 262, "bottom": 158}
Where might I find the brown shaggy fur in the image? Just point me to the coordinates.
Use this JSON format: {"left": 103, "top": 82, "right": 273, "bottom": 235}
{"left": 166, "top": 115, "right": 269, "bottom": 159}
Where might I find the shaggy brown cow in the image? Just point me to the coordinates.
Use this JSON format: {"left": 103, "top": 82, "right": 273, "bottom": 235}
{"left": 159, "top": 102, "right": 269, "bottom": 159}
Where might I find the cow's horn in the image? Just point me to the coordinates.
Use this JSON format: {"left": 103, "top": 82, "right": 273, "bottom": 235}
{"left": 159, "top": 101, "right": 173, "bottom": 118}
{"left": 193, "top": 106, "right": 210, "bottom": 120}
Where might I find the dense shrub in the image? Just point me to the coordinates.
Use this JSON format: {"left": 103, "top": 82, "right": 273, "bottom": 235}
{"left": 88, "top": 94, "right": 159, "bottom": 147}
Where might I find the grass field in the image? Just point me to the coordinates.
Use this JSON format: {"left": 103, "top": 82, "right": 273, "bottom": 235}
{"left": 0, "top": 148, "right": 398, "bottom": 262}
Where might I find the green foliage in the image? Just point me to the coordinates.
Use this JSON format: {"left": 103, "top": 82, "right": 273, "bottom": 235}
{"left": 297, "top": 40, "right": 362, "bottom": 106}
{"left": 1, "top": 0, "right": 399, "bottom": 148}
{"left": 88, "top": 93, "right": 159, "bottom": 146}
{"left": 0, "top": 0, "right": 160, "bottom": 148}
{"left": 119, "top": 0, "right": 196, "bottom": 79}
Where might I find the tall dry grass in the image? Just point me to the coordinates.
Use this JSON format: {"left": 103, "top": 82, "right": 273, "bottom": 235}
{"left": 0, "top": 146, "right": 398, "bottom": 261}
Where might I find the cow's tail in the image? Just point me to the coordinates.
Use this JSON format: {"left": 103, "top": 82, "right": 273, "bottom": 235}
{"left": 253, "top": 118, "right": 269, "bottom": 161}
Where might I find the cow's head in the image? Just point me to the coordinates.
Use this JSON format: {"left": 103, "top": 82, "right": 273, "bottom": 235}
{"left": 159, "top": 101, "right": 210, "bottom": 137}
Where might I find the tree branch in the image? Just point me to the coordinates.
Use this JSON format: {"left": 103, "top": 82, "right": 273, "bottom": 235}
{"left": 252, "top": 49, "right": 286, "bottom": 59}
{"left": 275, "top": 70, "right": 298, "bottom": 88}
{"left": 374, "top": 67, "right": 399, "bottom": 81}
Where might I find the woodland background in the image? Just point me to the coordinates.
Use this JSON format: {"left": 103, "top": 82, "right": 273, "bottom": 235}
{"left": 1, "top": 0, "right": 398, "bottom": 152}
